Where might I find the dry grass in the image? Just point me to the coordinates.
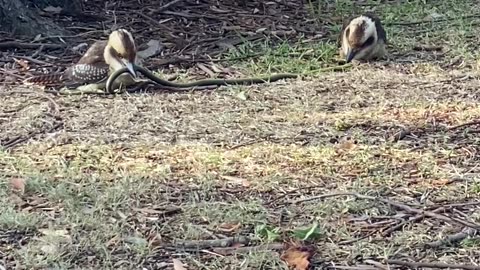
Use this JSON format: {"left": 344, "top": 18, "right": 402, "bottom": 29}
{"left": 2, "top": 0, "right": 480, "bottom": 269}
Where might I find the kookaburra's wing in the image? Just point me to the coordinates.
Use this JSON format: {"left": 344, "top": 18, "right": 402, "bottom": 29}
{"left": 363, "top": 12, "right": 387, "bottom": 44}
{"left": 61, "top": 40, "right": 110, "bottom": 87}
{"left": 24, "top": 40, "right": 110, "bottom": 87}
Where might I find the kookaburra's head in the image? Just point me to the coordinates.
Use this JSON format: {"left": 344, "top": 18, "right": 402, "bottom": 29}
{"left": 342, "top": 16, "right": 380, "bottom": 63}
{"left": 104, "top": 29, "right": 137, "bottom": 78}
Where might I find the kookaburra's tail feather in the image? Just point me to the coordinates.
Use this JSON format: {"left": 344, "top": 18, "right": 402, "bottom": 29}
{"left": 23, "top": 73, "right": 64, "bottom": 85}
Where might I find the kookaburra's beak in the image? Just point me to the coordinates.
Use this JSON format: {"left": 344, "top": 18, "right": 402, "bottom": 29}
{"left": 123, "top": 59, "right": 137, "bottom": 79}
{"left": 346, "top": 48, "right": 357, "bottom": 63}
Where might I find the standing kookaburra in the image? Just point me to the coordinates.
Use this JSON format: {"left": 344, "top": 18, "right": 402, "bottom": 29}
{"left": 339, "top": 13, "right": 387, "bottom": 63}
{"left": 24, "top": 29, "right": 138, "bottom": 90}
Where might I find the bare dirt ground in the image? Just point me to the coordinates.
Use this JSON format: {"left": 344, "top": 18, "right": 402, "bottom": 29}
{"left": 1, "top": 0, "right": 480, "bottom": 269}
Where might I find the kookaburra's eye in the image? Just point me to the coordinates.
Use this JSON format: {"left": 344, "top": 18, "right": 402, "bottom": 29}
{"left": 363, "top": 36, "right": 374, "bottom": 47}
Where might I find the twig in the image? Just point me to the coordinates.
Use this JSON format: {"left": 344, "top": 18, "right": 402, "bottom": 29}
{"left": 413, "top": 45, "right": 443, "bottom": 51}
{"left": 448, "top": 120, "right": 480, "bottom": 131}
{"left": 13, "top": 55, "right": 52, "bottom": 66}
{"left": 158, "top": 0, "right": 184, "bottom": 12}
{"left": 386, "top": 259, "right": 480, "bottom": 270}
{"left": 327, "top": 265, "right": 378, "bottom": 270}
{"left": 338, "top": 231, "right": 377, "bottom": 245}
{"left": 389, "top": 127, "right": 411, "bottom": 142}
{"left": 424, "top": 227, "right": 478, "bottom": 248}
{"left": 173, "top": 236, "right": 250, "bottom": 249}
{"left": 0, "top": 41, "right": 65, "bottom": 50}
{"left": 293, "top": 192, "right": 480, "bottom": 230}
{"left": 381, "top": 207, "right": 446, "bottom": 237}
{"left": 131, "top": 11, "right": 171, "bottom": 30}
{"left": 387, "top": 14, "right": 480, "bottom": 26}
{"left": 0, "top": 90, "right": 60, "bottom": 113}
{"left": 212, "top": 243, "right": 284, "bottom": 255}
{"left": 364, "top": 260, "right": 389, "bottom": 270}
{"left": 1, "top": 122, "right": 63, "bottom": 150}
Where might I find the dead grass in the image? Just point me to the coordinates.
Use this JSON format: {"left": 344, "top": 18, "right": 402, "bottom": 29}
{"left": 2, "top": 0, "right": 480, "bottom": 269}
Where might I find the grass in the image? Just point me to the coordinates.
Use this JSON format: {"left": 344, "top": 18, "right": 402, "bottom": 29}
{"left": 2, "top": 0, "right": 480, "bottom": 269}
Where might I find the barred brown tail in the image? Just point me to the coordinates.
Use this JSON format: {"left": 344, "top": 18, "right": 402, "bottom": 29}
{"left": 23, "top": 73, "right": 64, "bottom": 85}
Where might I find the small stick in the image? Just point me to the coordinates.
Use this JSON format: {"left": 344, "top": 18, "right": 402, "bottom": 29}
{"left": 412, "top": 45, "right": 443, "bottom": 51}
{"left": 212, "top": 243, "right": 284, "bottom": 255}
{"left": 364, "top": 260, "right": 389, "bottom": 270}
{"left": 0, "top": 41, "right": 65, "bottom": 50}
{"left": 381, "top": 207, "right": 446, "bottom": 237}
{"left": 293, "top": 192, "right": 480, "bottom": 230}
{"left": 448, "top": 120, "right": 480, "bottom": 131}
{"left": 173, "top": 236, "right": 250, "bottom": 249}
{"left": 158, "top": 0, "right": 184, "bottom": 12}
{"left": 386, "top": 259, "right": 480, "bottom": 270}
{"left": 387, "top": 14, "right": 480, "bottom": 26}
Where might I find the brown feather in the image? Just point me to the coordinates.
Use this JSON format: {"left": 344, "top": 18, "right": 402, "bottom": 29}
{"left": 348, "top": 21, "right": 366, "bottom": 48}
{"left": 23, "top": 73, "right": 64, "bottom": 85}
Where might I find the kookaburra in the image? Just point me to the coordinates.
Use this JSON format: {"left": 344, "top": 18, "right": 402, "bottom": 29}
{"left": 24, "top": 29, "right": 138, "bottom": 91}
{"left": 339, "top": 13, "right": 387, "bottom": 63}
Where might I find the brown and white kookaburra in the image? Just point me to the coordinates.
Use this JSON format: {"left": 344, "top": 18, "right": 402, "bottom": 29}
{"left": 338, "top": 13, "right": 387, "bottom": 63}
{"left": 24, "top": 29, "right": 138, "bottom": 90}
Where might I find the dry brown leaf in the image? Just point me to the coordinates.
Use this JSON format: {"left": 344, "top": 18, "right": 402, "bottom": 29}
{"left": 12, "top": 58, "right": 30, "bottom": 71}
{"left": 218, "top": 222, "right": 241, "bottom": 233}
{"left": 10, "top": 178, "right": 26, "bottom": 194}
{"left": 196, "top": 63, "right": 216, "bottom": 77}
{"left": 337, "top": 140, "right": 356, "bottom": 151}
{"left": 172, "top": 258, "right": 187, "bottom": 270}
{"left": 137, "top": 39, "right": 163, "bottom": 59}
{"left": 280, "top": 246, "right": 314, "bottom": 270}
{"left": 431, "top": 179, "right": 451, "bottom": 187}
{"left": 209, "top": 64, "right": 224, "bottom": 74}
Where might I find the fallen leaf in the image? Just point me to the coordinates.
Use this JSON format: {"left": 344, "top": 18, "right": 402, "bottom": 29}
{"left": 71, "top": 43, "right": 88, "bottom": 53}
{"left": 43, "top": 5, "right": 62, "bottom": 14}
{"left": 280, "top": 246, "right": 314, "bottom": 270}
{"left": 40, "top": 243, "right": 58, "bottom": 255}
{"left": 236, "top": 91, "right": 248, "bottom": 101}
{"left": 13, "top": 58, "right": 30, "bottom": 71}
{"left": 172, "top": 258, "right": 187, "bottom": 270}
{"left": 39, "top": 229, "right": 70, "bottom": 238}
{"left": 9, "top": 178, "right": 26, "bottom": 194}
{"left": 292, "top": 222, "right": 322, "bottom": 241}
{"left": 137, "top": 39, "right": 163, "bottom": 59}
{"left": 336, "top": 140, "right": 356, "bottom": 151}
{"left": 197, "top": 63, "right": 215, "bottom": 77}
{"left": 218, "top": 223, "right": 241, "bottom": 233}
{"left": 209, "top": 64, "right": 224, "bottom": 73}
{"left": 255, "top": 224, "right": 281, "bottom": 241}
